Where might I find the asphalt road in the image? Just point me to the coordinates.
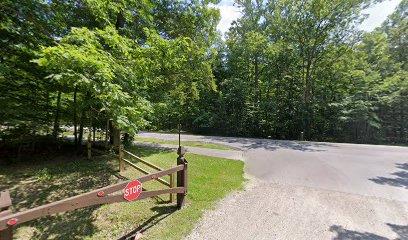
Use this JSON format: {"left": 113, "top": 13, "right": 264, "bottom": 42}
{"left": 138, "top": 132, "right": 408, "bottom": 202}
{"left": 138, "top": 132, "right": 408, "bottom": 239}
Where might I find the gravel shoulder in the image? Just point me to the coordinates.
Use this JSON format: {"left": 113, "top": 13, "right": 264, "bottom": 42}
{"left": 187, "top": 176, "right": 408, "bottom": 240}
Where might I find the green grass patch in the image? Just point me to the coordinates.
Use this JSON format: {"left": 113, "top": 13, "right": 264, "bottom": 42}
{"left": 146, "top": 129, "right": 193, "bottom": 134}
{"left": 134, "top": 137, "right": 232, "bottom": 150}
{"left": 0, "top": 146, "right": 245, "bottom": 239}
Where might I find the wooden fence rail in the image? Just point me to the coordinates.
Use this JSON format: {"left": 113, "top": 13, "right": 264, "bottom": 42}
{"left": 122, "top": 149, "right": 163, "bottom": 171}
{"left": 0, "top": 146, "right": 188, "bottom": 240}
{"left": 119, "top": 146, "right": 175, "bottom": 203}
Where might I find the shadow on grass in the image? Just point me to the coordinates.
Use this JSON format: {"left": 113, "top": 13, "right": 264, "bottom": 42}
{"left": 369, "top": 163, "right": 408, "bottom": 189}
{"left": 0, "top": 159, "right": 116, "bottom": 210}
{"left": 330, "top": 223, "right": 408, "bottom": 240}
{"left": 0, "top": 155, "right": 119, "bottom": 239}
{"left": 117, "top": 205, "right": 177, "bottom": 240}
{"left": 30, "top": 207, "right": 99, "bottom": 240}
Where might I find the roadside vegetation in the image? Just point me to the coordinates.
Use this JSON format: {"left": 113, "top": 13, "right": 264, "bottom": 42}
{"left": 0, "top": 146, "right": 245, "bottom": 239}
{"left": 134, "top": 137, "right": 232, "bottom": 150}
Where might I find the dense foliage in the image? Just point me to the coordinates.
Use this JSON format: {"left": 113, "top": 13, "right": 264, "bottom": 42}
{"left": 0, "top": 0, "right": 406, "bottom": 146}
{"left": 1, "top": 0, "right": 219, "bottom": 146}
{"left": 191, "top": 0, "right": 407, "bottom": 144}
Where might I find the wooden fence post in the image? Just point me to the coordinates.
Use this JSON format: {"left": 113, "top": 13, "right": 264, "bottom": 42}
{"left": 0, "top": 191, "right": 13, "bottom": 240}
{"left": 87, "top": 134, "right": 92, "bottom": 160}
{"left": 119, "top": 145, "right": 124, "bottom": 172}
{"left": 176, "top": 146, "right": 188, "bottom": 208}
{"left": 169, "top": 173, "right": 174, "bottom": 203}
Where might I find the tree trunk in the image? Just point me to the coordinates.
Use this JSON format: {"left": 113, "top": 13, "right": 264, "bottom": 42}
{"left": 303, "top": 59, "right": 313, "bottom": 139}
{"left": 108, "top": 120, "right": 121, "bottom": 148}
{"left": 93, "top": 123, "right": 96, "bottom": 142}
{"left": 393, "top": 107, "right": 397, "bottom": 142}
{"left": 255, "top": 56, "right": 259, "bottom": 105}
{"left": 115, "top": 11, "right": 125, "bottom": 30}
{"left": 107, "top": 118, "right": 121, "bottom": 148}
{"left": 73, "top": 88, "right": 78, "bottom": 145}
{"left": 46, "top": 91, "right": 50, "bottom": 135}
{"left": 103, "top": 14, "right": 124, "bottom": 149}
{"left": 52, "top": 91, "right": 62, "bottom": 140}
{"left": 400, "top": 100, "right": 405, "bottom": 142}
{"left": 254, "top": 56, "right": 260, "bottom": 133}
{"left": 113, "top": 128, "right": 121, "bottom": 149}
{"left": 78, "top": 108, "right": 85, "bottom": 148}
{"left": 105, "top": 117, "right": 109, "bottom": 147}
{"left": 109, "top": 120, "right": 114, "bottom": 145}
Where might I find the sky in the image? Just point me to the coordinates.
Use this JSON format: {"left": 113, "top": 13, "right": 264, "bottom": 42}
{"left": 214, "top": 0, "right": 403, "bottom": 34}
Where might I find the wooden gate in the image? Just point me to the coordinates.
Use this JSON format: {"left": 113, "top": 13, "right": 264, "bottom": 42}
{"left": 0, "top": 146, "right": 188, "bottom": 240}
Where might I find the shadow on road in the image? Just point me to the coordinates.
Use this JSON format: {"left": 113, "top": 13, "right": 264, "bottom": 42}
{"left": 206, "top": 136, "right": 332, "bottom": 152}
{"left": 369, "top": 163, "right": 408, "bottom": 189}
{"left": 330, "top": 223, "right": 408, "bottom": 240}
{"left": 138, "top": 132, "right": 337, "bottom": 152}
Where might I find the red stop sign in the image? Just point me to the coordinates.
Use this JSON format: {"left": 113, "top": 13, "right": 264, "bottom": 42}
{"left": 123, "top": 180, "right": 142, "bottom": 201}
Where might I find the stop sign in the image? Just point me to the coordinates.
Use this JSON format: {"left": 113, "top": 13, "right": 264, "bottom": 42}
{"left": 123, "top": 180, "right": 142, "bottom": 201}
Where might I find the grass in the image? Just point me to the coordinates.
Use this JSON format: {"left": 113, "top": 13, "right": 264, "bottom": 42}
{"left": 0, "top": 146, "right": 245, "bottom": 239}
{"left": 134, "top": 137, "right": 232, "bottom": 150}
{"left": 146, "top": 129, "right": 193, "bottom": 134}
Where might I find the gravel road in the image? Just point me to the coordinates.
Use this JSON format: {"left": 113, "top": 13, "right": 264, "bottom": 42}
{"left": 187, "top": 177, "right": 408, "bottom": 240}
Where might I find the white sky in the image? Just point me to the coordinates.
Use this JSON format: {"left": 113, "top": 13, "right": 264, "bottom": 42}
{"left": 214, "top": 0, "right": 403, "bottom": 34}
{"left": 359, "top": 0, "right": 403, "bottom": 31}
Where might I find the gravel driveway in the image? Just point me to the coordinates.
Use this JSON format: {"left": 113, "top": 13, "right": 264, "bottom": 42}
{"left": 187, "top": 177, "right": 408, "bottom": 240}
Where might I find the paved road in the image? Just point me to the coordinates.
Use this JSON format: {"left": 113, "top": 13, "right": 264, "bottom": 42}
{"left": 139, "top": 132, "right": 408, "bottom": 202}
{"left": 138, "top": 132, "right": 408, "bottom": 239}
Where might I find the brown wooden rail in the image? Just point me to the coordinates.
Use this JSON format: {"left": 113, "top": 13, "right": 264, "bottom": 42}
{"left": 120, "top": 147, "right": 175, "bottom": 203}
{"left": 122, "top": 158, "right": 170, "bottom": 187}
{"left": 88, "top": 141, "right": 175, "bottom": 202}
{"left": 122, "top": 149, "right": 163, "bottom": 171}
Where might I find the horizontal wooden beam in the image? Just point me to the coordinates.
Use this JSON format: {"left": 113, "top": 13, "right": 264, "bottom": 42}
{"left": 0, "top": 187, "right": 184, "bottom": 230}
{"left": 0, "top": 191, "right": 11, "bottom": 211}
{"left": 122, "top": 150, "right": 163, "bottom": 171}
{"left": 0, "top": 166, "right": 184, "bottom": 231}
{"left": 0, "top": 210, "right": 12, "bottom": 218}
{"left": 122, "top": 158, "right": 170, "bottom": 187}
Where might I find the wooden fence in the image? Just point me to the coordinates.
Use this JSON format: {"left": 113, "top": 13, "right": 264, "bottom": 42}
{"left": 120, "top": 147, "right": 175, "bottom": 202}
{"left": 0, "top": 145, "right": 188, "bottom": 240}
{"left": 89, "top": 140, "right": 175, "bottom": 202}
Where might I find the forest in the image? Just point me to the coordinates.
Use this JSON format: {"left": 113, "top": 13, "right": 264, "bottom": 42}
{"left": 1, "top": 0, "right": 407, "bottom": 148}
